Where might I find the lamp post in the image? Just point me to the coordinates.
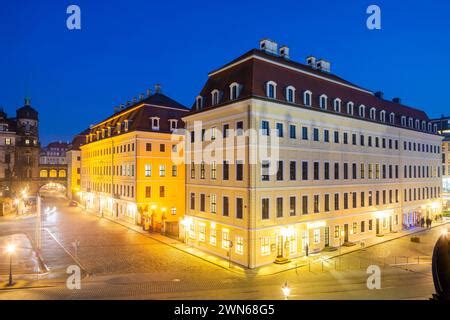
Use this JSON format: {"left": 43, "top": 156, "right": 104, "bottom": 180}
{"left": 281, "top": 281, "right": 291, "bottom": 300}
{"left": 6, "top": 244, "right": 15, "bottom": 286}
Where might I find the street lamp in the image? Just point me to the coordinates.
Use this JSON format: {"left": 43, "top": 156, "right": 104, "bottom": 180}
{"left": 5, "top": 244, "right": 15, "bottom": 286}
{"left": 281, "top": 281, "right": 291, "bottom": 300}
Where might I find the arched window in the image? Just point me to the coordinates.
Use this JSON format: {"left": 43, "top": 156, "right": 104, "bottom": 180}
{"left": 428, "top": 123, "right": 432, "bottom": 132}
{"left": 401, "top": 116, "right": 406, "bottom": 127}
{"left": 319, "top": 94, "right": 328, "bottom": 109}
{"left": 211, "top": 89, "right": 220, "bottom": 106}
{"left": 389, "top": 112, "right": 395, "bottom": 124}
{"left": 58, "top": 170, "right": 66, "bottom": 178}
{"left": 415, "top": 119, "right": 420, "bottom": 129}
{"left": 408, "top": 117, "right": 413, "bottom": 128}
{"left": 359, "top": 105, "right": 366, "bottom": 118}
{"left": 421, "top": 121, "right": 426, "bottom": 131}
{"left": 347, "top": 102, "right": 354, "bottom": 115}
{"left": 285, "top": 86, "right": 296, "bottom": 103}
{"left": 229, "top": 83, "right": 241, "bottom": 100}
{"left": 49, "top": 169, "right": 57, "bottom": 178}
{"left": 40, "top": 170, "right": 48, "bottom": 178}
{"left": 196, "top": 96, "right": 203, "bottom": 110}
{"left": 266, "top": 81, "right": 277, "bottom": 99}
{"left": 380, "top": 110, "right": 386, "bottom": 122}
{"left": 333, "top": 98, "right": 341, "bottom": 112}
{"left": 303, "top": 90, "right": 312, "bottom": 106}
{"left": 369, "top": 108, "right": 376, "bottom": 120}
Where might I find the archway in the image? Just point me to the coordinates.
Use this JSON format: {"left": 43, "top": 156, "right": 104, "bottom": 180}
{"left": 39, "top": 182, "right": 67, "bottom": 198}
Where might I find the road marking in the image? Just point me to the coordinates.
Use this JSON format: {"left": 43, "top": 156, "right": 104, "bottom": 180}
{"left": 43, "top": 227, "right": 90, "bottom": 275}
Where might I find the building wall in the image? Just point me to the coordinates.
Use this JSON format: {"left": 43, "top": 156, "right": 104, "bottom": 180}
{"left": 184, "top": 98, "right": 443, "bottom": 268}
{"left": 80, "top": 130, "right": 185, "bottom": 233}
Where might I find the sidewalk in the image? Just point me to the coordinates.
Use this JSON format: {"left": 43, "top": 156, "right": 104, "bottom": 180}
{"left": 98, "top": 211, "right": 449, "bottom": 276}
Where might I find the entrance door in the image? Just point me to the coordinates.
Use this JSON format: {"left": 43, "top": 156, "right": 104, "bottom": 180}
{"left": 324, "top": 227, "right": 330, "bottom": 247}
{"left": 344, "top": 224, "right": 349, "bottom": 242}
{"left": 376, "top": 218, "right": 380, "bottom": 235}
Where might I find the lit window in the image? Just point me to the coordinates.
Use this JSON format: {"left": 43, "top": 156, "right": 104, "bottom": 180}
{"left": 145, "top": 164, "right": 152, "bottom": 177}
{"left": 5, "top": 138, "right": 11, "bottom": 145}
{"left": 25, "top": 139, "right": 30, "bottom": 145}
{"left": 211, "top": 161, "right": 216, "bottom": 179}
{"left": 210, "top": 227, "right": 216, "bottom": 246}
{"left": 171, "top": 207, "right": 176, "bottom": 215}
{"left": 222, "top": 229, "right": 230, "bottom": 249}
{"left": 198, "top": 224, "right": 206, "bottom": 242}
{"left": 266, "top": 81, "right": 277, "bottom": 99}
{"left": 261, "top": 237, "right": 270, "bottom": 256}
{"left": 235, "top": 236, "right": 244, "bottom": 255}
{"left": 313, "top": 229, "right": 320, "bottom": 244}
{"left": 159, "top": 164, "right": 166, "bottom": 177}
{"left": 210, "top": 194, "right": 217, "bottom": 214}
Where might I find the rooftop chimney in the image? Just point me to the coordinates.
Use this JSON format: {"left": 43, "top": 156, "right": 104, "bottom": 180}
{"left": 375, "top": 91, "right": 384, "bottom": 99}
{"left": 259, "top": 39, "right": 278, "bottom": 56}
{"left": 392, "top": 97, "right": 401, "bottom": 104}
{"left": 132, "top": 96, "right": 137, "bottom": 103}
{"left": 146, "top": 89, "right": 152, "bottom": 97}
{"left": 316, "top": 59, "right": 331, "bottom": 73}
{"left": 139, "top": 93, "right": 145, "bottom": 100}
{"left": 279, "top": 45, "right": 290, "bottom": 59}
{"left": 154, "top": 84, "right": 162, "bottom": 93}
{"left": 306, "top": 56, "right": 317, "bottom": 68}
{"left": 24, "top": 97, "right": 31, "bottom": 106}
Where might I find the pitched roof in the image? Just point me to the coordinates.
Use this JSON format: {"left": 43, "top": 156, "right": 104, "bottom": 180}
{"left": 85, "top": 92, "right": 189, "bottom": 143}
{"left": 191, "top": 48, "right": 431, "bottom": 131}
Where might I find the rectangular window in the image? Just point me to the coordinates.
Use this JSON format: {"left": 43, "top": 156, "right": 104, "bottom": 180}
{"left": 190, "top": 193, "right": 195, "bottom": 210}
{"left": 313, "top": 128, "right": 319, "bottom": 141}
{"left": 223, "top": 124, "right": 229, "bottom": 138}
{"left": 223, "top": 161, "right": 229, "bottom": 180}
{"left": 159, "top": 164, "right": 166, "bottom": 177}
{"left": 210, "top": 227, "right": 216, "bottom": 246}
{"left": 324, "top": 129, "right": 329, "bottom": 142}
{"left": 222, "top": 230, "right": 230, "bottom": 249}
{"left": 277, "top": 161, "right": 283, "bottom": 181}
{"left": 223, "top": 196, "right": 229, "bottom": 216}
{"left": 146, "top": 143, "right": 152, "bottom": 151}
{"left": 344, "top": 193, "right": 349, "bottom": 209}
{"left": 290, "top": 161, "right": 296, "bottom": 180}
{"left": 302, "top": 127, "right": 308, "bottom": 140}
{"left": 334, "top": 193, "right": 339, "bottom": 210}
{"left": 302, "top": 196, "right": 308, "bottom": 214}
{"left": 211, "top": 161, "right": 217, "bottom": 180}
{"left": 314, "top": 195, "right": 320, "bottom": 213}
{"left": 334, "top": 131, "right": 339, "bottom": 143}
{"left": 261, "top": 161, "right": 270, "bottom": 181}
{"left": 261, "top": 237, "right": 270, "bottom": 256}
{"left": 261, "top": 120, "right": 270, "bottom": 136}
{"left": 344, "top": 163, "right": 348, "bottom": 179}
{"left": 302, "top": 161, "right": 308, "bottom": 180}
{"left": 276, "top": 122, "right": 283, "bottom": 137}
{"left": 159, "top": 186, "right": 165, "bottom": 198}
{"left": 334, "top": 163, "right": 339, "bottom": 180}
{"left": 262, "top": 198, "right": 269, "bottom": 220}
{"left": 236, "top": 198, "right": 243, "bottom": 219}
{"left": 289, "top": 197, "right": 296, "bottom": 216}
{"left": 235, "top": 236, "right": 244, "bottom": 255}
{"left": 210, "top": 194, "right": 217, "bottom": 213}
{"left": 236, "top": 121, "right": 244, "bottom": 136}
{"left": 145, "top": 186, "right": 151, "bottom": 198}
{"left": 172, "top": 165, "right": 177, "bottom": 177}
{"left": 313, "top": 229, "right": 320, "bottom": 244}
{"left": 190, "top": 162, "right": 195, "bottom": 179}
{"left": 314, "top": 162, "right": 319, "bottom": 180}
{"left": 276, "top": 197, "right": 283, "bottom": 217}
{"left": 198, "top": 224, "right": 206, "bottom": 242}
{"left": 324, "top": 194, "right": 330, "bottom": 212}
{"left": 324, "top": 162, "right": 330, "bottom": 180}
{"left": 236, "top": 161, "right": 243, "bottom": 181}
{"left": 145, "top": 164, "right": 152, "bottom": 177}
{"left": 200, "top": 194, "right": 205, "bottom": 212}
{"left": 160, "top": 144, "right": 165, "bottom": 152}
{"left": 289, "top": 125, "right": 296, "bottom": 139}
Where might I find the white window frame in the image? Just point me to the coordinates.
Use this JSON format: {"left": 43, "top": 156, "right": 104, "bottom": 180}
{"left": 266, "top": 81, "right": 277, "bottom": 99}
{"left": 380, "top": 110, "right": 386, "bottom": 122}
{"left": 347, "top": 102, "right": 354, "bottom": 115}
{"left": 229, "top": 82, "right": 240, "bottom": 100}
{"left": 333, "top": 98, "right": 341, "bottom": 112}
{"left": 303, "top": 90, "right": 312, "bottom": 106}
{"left": 211, "top": 89, "right": 220, "bottom": 106}
{"left": 150, "top": 117, "right": 160, "bottom": 130}
{"left": 285, "top": 85, "right": 296, "bottom": 103}
{"left": 370, "top": 107, "right": 376, "bottom": 120}
{"left": 389, "top": 112, "right": 395, "bottom": 124}
{"left": 196, "top": 96, "right": 203, "bottom": 109}
{"left": 319, "top": 94, "right": 328, "bottom": 109}
{"left": 359, "top": 105, "right": 366, "bottom": 118}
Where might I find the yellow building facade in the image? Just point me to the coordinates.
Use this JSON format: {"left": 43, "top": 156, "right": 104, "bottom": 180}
{"left": 79, "top": 92, "right": 188, "bottom": 236}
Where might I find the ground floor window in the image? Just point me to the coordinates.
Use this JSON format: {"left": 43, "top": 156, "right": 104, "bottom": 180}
{"left": 210, "top": 228, "right": 216, "bottom": 246}
{"left": 289, "top": 232, "right": 297, "bottom": 255}
{"left": 198, "top": 224, "right": 206, "bottom": 242}
{"left": 368, "top": 219, "right": 373, "bottom": 231}
{"left": 261, "top": 237, "right": 270, "bottom": 256}
{"left": 352, "top": 222, "right": 357, "bottom": 234}
{"left": 334, "top": 225, "right": 340, "bottom": 238}
{"left": 189, "top": 223, "right": 195, "bottom": 239}
{"left": 313, "top": 229, "right": 320, "bottom": 244}
{"left": 222, "top": 230, "right": 230, "bottom": 249}
{"left": 302, "top": 231, "right": 309, "bottom": 251}
{"left": 235, "top": 236, "right": 244, "bottom": 255}
{"left": 171, "top": 207, "right": 176, "bottom": 215}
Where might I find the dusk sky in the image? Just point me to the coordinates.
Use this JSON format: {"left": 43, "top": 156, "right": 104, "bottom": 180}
{"left": 1, "top": 0, "right": 449, "bottom": 145}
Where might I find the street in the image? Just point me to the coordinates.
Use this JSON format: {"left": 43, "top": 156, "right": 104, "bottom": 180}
{"left": 0, "top": 194, "right": 445, "bottom": 300}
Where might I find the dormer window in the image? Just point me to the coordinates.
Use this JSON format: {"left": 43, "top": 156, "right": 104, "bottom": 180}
{"left": 107, "top": 126, "right": 112, "bottom": 137}
{"left": 96, "top": 131, "right": 100, "bottom": 140}
{"left": 116, "top": 122, "right": 121, "bottom": 133}
{"left": 319, "top": 94, "right": 327, "bottom": 109}
{"left": 369, "top": 107, "right": 376, "bottom": 120}
{"left": 428, "top": 123, "right": 432, "bottom": 132}
{"left": 229, "top": 83, "right": 241, "bottom": 100}
{"left": 347, "top": 102, "right": 354, "bottom": 115}
{"left": 433, "top": 124, "right": 438, "bottom": 133}
{"left": 285, "top": 86, "right": 295, "bottom": 103}
{"left": 401, "top": 116, "right": 406, "bottom": 127}
{"left": 389, "top": 112, "right": 395, "bottom": 124}
{"left": 359, "top": 105, "right": 366, "bottom": 118}
{"left": 211, "top": 89, "right": 220, "bottom": 106}
{"left": 150, "top": 117, "right": 160, "bottom": 130}
{"left": 421, "top": 121, "right": 426, "bottom": 131}
{"left": 196, "top": 96, "right": 203, "bottom": 110}
{"left": 380, "top": 110, "right": 386, "bottom": 122}
{"left": 266, "top": 81, "right": 277, "bottom": 99}
{"left": 169, "top": 119, "right": 178, "bottom": 131}
{"left": 124, "top": 120, "right": 129, "bottom": 132}
{"left": 303, "top": 90, "right": 312, "bottom": 106}
{"left": 408, "top": 117, "right": 413, "bottom": 128}
{"left": 333, "top": 98, "right": 341, "bottom": 112}
{"left": 101, "top": 129, "right": 105, "bottom": 138}
{"left": 415, "top": 119, "right": 420, "bottom": 130}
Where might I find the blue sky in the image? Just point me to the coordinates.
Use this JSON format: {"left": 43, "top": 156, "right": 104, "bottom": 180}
{"left": 0, "top": 0, "right": 449, "bottom": 144}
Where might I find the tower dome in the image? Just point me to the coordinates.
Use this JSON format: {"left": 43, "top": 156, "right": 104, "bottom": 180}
{"left": 16, "top": 98, "right": 38, "bottom": 120}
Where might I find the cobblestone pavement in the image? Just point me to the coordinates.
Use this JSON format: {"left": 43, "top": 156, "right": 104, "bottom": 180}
{"left": 0, "top": 195, "right": 445, "bottom": 299}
